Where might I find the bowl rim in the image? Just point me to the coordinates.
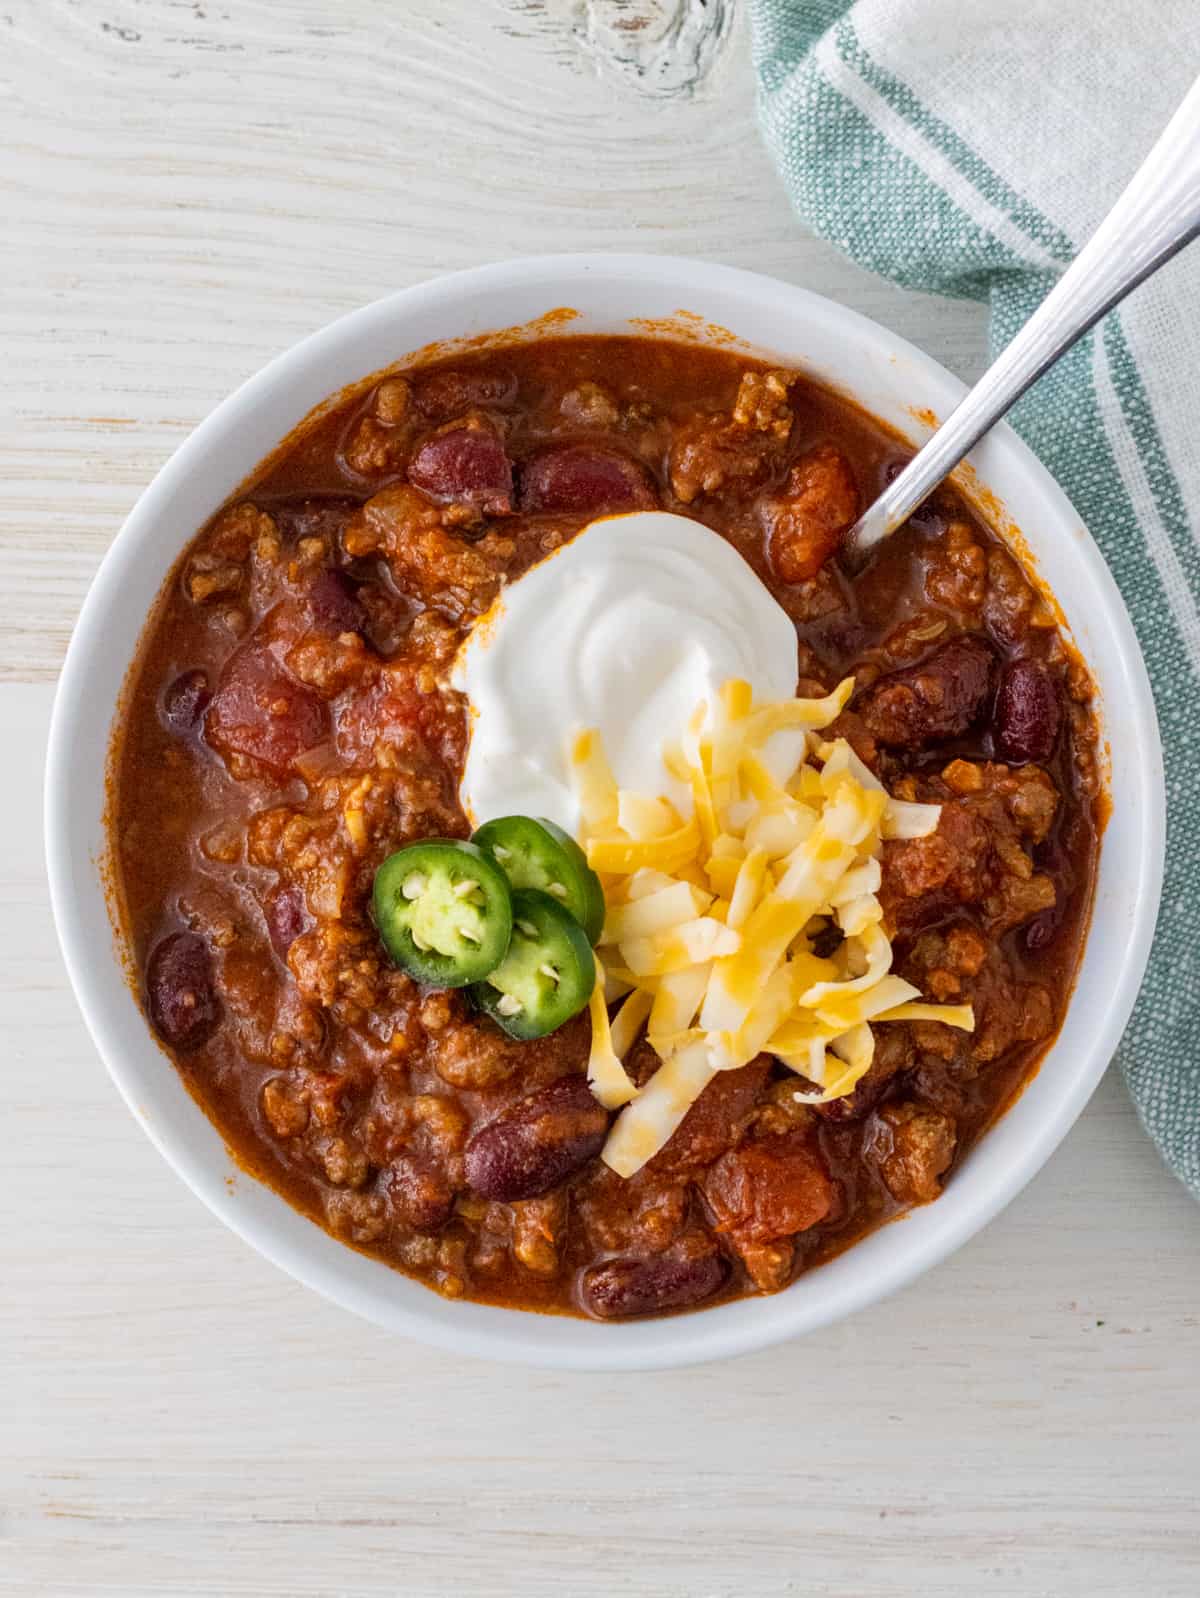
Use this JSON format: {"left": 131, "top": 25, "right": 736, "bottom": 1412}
{"left": 45, "top": 253, "right": 1165, "bottom": 1370}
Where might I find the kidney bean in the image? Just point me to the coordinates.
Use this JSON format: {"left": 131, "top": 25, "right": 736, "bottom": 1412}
{"left": 464, "top": 1074, "right": 608, "bottom": 1202}
{"left": 519, "top": 443, "right": 656, "bottom": 514}
{"left": 858, "top": 634, "right": 995, "bottom": 749}
{"left": 415, "top": 368, "right": 518, "bottom": 421}
{"left": 408, "top": 417, "right": 513, "bottom": 516}
{"left": 146, "top": 931, "right": 220, "bottom": 1050}
{"left": 265, "top": 885, "right": 309, "bottom": 960}
{"left": 993, "top": 658, "right": 1061, "bottom": 764}
{"left": 581, "top": 1238, "right": 727, "bottom": 1319}
{"left": 160, "top": 669, "right": 211, "bottom": 736}
{"left": 205, "top": 643, "right": 329, "bottom": 777}
{"left": 305, "top": 568, "right": 365, "bottom": 636}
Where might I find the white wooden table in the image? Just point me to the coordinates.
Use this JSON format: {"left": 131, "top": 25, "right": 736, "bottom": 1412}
{"left": 5, "top": 5, "right": 1199, "bottom": 1594}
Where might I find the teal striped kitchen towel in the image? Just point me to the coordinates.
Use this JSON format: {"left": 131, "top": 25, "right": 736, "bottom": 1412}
{"left": 749, "top": 0, "right": 1200, "bottom": 1197}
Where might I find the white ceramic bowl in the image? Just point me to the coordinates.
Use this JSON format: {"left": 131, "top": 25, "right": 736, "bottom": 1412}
{"left": 45, "top": 255, "right": 1164, "bottom": 1370}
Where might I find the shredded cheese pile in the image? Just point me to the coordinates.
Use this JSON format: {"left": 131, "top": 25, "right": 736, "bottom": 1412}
{"left": 570, "top": 677, "right": 975, "bottom": 1178}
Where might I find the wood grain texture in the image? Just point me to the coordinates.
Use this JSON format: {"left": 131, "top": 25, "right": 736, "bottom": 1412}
{"left": 6, "top": 4, "right": 1199, "bottom": 1595}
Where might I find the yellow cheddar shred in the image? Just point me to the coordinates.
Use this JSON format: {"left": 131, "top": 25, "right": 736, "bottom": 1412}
{"left": 564, "top": 676, "right": 973, "bottom": 1176}
{"left": 586, "top": 966, "right": 638, "bottom": 1110}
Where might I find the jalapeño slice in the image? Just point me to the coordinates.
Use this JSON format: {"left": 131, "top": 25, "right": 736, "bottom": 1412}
{"left": 472, "top": 815, "right": 605, "bottom": 944}
{"left": 472, "top": 888, "right": 595, "bottom": 1040}
{"left": 373, "top": 840, "right": 513, "bottom": 987}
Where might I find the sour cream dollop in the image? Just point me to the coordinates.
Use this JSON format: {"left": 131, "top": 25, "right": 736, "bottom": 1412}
{"left": 451, "top": 512, "right": 799, "bottom": 835}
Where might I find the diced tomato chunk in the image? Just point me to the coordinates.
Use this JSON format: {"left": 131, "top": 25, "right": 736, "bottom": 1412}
{"left": 704, "top": 1131, "right": 836, "bottom": 1243}
{"left": 762, "top": 444, "right": 860, "bottom": 583}
{"left": 205, "top": 643, "right": 329, "bottom": 777}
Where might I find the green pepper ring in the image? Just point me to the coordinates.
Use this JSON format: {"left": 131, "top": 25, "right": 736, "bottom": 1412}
{"left": 472, "top": 814, "right": 606, "bottom": 944}
{"left": 372, "top": 839, "right": 513, "bottom": 988}
{"left": 471, "top": 887, "right": 596, "bottom": 1040}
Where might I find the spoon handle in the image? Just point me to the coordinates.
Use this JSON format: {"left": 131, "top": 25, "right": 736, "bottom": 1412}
{"left": 846, "top": 72, "right": 1200, "bottom": 564}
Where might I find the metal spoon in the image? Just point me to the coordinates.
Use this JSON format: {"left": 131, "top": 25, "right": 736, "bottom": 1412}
{"left": 844, "top": 74, "right": 1200, "bottom": 568}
